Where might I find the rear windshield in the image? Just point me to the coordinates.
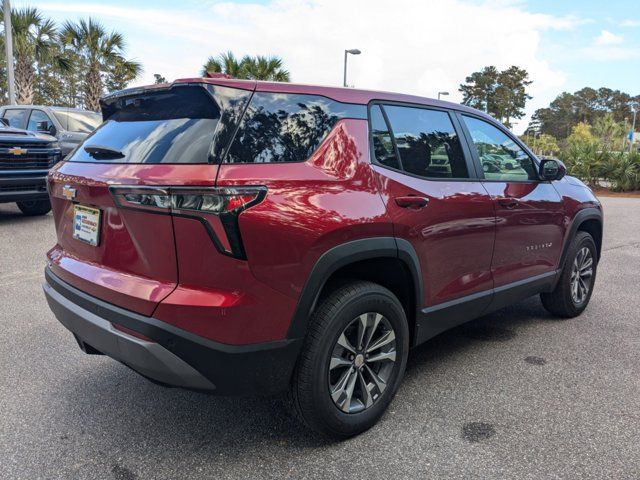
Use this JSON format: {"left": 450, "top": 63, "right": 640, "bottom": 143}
{"left": 68, "top": 85, "right": 251, "bottom": 164}
{"left": 53, "top": 110, "right": 102, "bottom": 134}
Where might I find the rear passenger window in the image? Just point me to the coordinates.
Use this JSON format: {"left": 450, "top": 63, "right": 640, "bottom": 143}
{"left": 370, "top": 105, "right": 399, "bottom": 169}
{"left": 382, "top": 105, "right": 469, "bottom": 179}
{"left": 224, "top": 93, "right": 364, "bottom": 163}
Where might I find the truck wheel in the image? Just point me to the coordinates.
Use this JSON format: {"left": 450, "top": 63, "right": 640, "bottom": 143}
{"left": 288, "top": 281, "right": 409, "bottom": 438}
{"left": 541, "top": 231, "right": 597, "bottom": 318}
{"left": 16, "top": 200, "right": 51, "bottom": 217}
{"left": 16, "top": 200, "right": 51, "bottom": 216}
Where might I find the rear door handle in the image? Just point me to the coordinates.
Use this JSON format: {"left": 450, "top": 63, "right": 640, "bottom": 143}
{"left": 498, "top": 199, "right": 520, "bottom": 209}
{"left": 395, "top": 196, "right": 429, "bottom": 209}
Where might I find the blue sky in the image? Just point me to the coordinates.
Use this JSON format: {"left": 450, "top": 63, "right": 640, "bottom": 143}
{"left": 17, "top": 0, "right": 640, "bottom": 132}
{"left": 531, "top": 0, "right": 639, "bottom": 93}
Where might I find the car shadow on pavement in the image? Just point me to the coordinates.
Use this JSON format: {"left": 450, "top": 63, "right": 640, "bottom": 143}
{"left": 51, "top": 357, "right": 334, "bottom": 454}
{"left": 49, "top": 296, "right": 558, "bottom": 456}
{"left": 406, "top": 295, "right": 558, "bottom": 375}
{"left": 0, "top": 206, "right": 52, "bottom": 225}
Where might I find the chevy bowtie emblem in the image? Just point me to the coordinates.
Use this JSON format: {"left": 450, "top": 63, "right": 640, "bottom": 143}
{"left": 62, "top": 185, "right": 77, "bottom": 200}
{"left": 8, "top": 146, "right": 27, "bottom": 155}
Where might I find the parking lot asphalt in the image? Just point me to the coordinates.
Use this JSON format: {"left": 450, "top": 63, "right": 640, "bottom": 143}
{"left": 1, "top": 196, "right": 639, "bottom": 480}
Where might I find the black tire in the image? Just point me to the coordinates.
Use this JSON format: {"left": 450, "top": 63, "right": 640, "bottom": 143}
{"left": 541, "top": 231, "right": 597, "bottom": 317}
{"left": 16, "top": 199, "right": 51, "bottom": 216}
{"left": 288, "top": 281, "right": 409, "bottom": 438}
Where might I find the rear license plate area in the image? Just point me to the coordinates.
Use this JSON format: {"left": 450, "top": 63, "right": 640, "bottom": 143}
{"left": 73, "top": 204, "right": 101, "bottom": 246}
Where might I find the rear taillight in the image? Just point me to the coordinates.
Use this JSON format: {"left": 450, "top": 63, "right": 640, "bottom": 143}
{"left": 110, "top": 186, "right": 266, "bottom": 259}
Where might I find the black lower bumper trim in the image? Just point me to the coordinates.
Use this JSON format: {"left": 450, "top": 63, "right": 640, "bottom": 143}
{"left": 43, "top": 266, "right": 303, "bottom": 395}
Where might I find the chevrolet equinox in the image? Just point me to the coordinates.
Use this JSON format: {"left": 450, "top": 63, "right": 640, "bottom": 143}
{"left": 42, "top": 77, "right": 603, "bottom": 437}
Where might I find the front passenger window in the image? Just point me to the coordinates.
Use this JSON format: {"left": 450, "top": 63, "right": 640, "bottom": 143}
{"left": 27, "top": 110, "right": 54, "bottom": 133}
{"left": 462, "top": 115, "right": 537, "bottom": 181}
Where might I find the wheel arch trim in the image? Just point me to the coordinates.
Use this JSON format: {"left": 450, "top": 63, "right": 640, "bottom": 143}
{"left": 558, "top": 207, "right": 603, "bottom": 270}
{"left": 286, "top": 237, "right": 423, "bottom": 339}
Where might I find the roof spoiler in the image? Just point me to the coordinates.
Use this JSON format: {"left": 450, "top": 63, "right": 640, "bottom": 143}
{"left": 99, "top": 82, "right": 212, "bottom": 121}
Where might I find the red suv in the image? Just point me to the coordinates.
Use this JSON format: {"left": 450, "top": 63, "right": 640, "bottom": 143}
{"left": 43, "top": 77, "right": 602, "bottom": 437}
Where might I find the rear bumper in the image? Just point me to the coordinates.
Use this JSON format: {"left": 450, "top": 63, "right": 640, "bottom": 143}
{"left": 43, "top": 266, "right": 302, "bottom": 395}
{"left": 0, "top": 172, "right": 49, "bottom": 203}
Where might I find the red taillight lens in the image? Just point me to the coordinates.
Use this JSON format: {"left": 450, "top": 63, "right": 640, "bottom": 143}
{"left": 110, "top": 186, "right": 266, "bottom": 259}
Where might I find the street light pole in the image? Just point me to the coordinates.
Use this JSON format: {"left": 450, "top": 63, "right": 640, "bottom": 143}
{"left": 437, "top": 91, "right": 449, "bottom": 100}
{"left": 3, "top": 0, "right": 16, "bottom": 105}
{"left": 630, "top": 109, "right": 637, "bottom": 154}
{"left": 343, "top": 49, "right": 361, "bottom": 87}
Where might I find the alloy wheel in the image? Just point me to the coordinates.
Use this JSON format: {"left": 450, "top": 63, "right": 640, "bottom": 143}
{"left": 328, "top": 312, "right": 397, "bottom": 414}
{"left": 570, "top": 246, "right": 593, "bottom": 305}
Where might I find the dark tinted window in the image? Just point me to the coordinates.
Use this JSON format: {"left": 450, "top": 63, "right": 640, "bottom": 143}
{"left": 383, "top": 105, "right": 469, "bottom": 179}
{"left": 370, "top": 105, "right": 399, "bottom": 169}
{"left": 462, "top": 115, "right": 537, "bottom": 181}
{"left": 69, "top": 85, "right": 251, "bottom": 164}
{"left": 2, "top": 109, "right": 28, "bottom": 128}
{"left": 224, "top": 93, "right": 365, "bottom": 163}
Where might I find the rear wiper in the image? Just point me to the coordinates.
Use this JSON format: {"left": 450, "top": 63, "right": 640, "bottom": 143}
{"left": 84, "top": 144, "right": 125, "bottom": 160}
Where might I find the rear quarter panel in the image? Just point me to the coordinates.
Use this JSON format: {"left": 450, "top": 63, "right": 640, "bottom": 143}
{"left": 217, "top": 119, "right": 393, "bottom": 301}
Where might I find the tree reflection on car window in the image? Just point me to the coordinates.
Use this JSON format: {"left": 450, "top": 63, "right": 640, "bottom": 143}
{"left": 462, "top": 115, "right": 537, "bottom": 181}
{"left": 382, "top": 105, "right": 469, "bottom": 179}
{"left": 225, "top": 93, "right": 360, "bottom": 163}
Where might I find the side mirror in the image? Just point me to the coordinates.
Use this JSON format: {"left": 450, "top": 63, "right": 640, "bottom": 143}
{"left": 37, "top": 121, "right": 49, "bottom": 133}
{"left": 37, "top": 121, "right": 57, "bottom": 136}
{"left": 539, "top": 158, "right": 566, "bottom": 181}
{"left": 0, "top": 118, "right": 9, "bottom": 127}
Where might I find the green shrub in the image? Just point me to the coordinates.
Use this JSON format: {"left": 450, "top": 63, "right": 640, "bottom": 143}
{"left": 560, "top": 141, "right": 608, "bottom": 187}
{"left": 609, "top": 152, "right": 640, "bottom": 192}
{"left": 561, "top": 146, "right": 640, "bottom": 192}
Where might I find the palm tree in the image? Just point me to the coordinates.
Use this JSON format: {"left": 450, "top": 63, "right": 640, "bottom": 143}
{"left": 243, "top": 55, "right": 290, "bottom": 82}
{"left": 61, "top": 18, "right": 140, "bottom": 111}
{"left": 201, "top": 51, "right": 244, "bottom": 78}
{"left": 0, "top": 7, "right": 69, "bottom": 104}
{"left": 104, "top": 56, "right": 143, "bottom": 92}
{"left": 201, "top": 52, "right": 290, "bottom": 81}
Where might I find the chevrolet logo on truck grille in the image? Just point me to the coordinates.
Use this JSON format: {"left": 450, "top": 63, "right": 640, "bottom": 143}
{"left": 8, "top": 147, "right": 27, "bottom": 155}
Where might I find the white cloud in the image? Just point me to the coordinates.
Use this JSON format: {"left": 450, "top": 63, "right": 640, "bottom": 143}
{"left": 621, "top": 19, "right": 640, "bottom": 27}
{"left": 594, "top": 30, "right": 624, "bottom": 45}
{"left": 587, "top": 29, "right": 638, "bottom": 61}
{"left": 37, "top": 0, "right": 581, "bottom": 133}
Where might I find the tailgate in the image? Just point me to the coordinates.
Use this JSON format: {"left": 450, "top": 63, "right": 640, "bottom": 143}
{"left": 48, "top": 163, "right": 181, "bottom": 316}
{"left": 46, "top": 82, "right": 253, "bottom": 315}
